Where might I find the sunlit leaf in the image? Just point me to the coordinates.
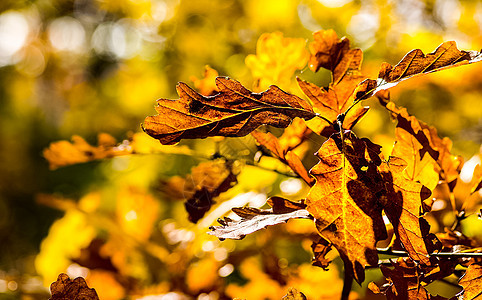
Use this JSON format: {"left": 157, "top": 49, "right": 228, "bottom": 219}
{"left": 355, "top": 41, "right": 482, "bottom": 100}
{"left": 387, "top": 102, "right": 463, "bottom": 187}
{"left": 143, "top": 77, "right": 316, "bottom": 145}
{"left": 306, "top": 131, "right": 387, "bottom": 283}
{"left": 282, "top": 287, "right": 307, "bottom": 300}
{"left": 470, "top": 164, "right": 482, "bottom": 195}
{"left": 379, "top": 157, "right": 433, "bottom": 266}
{"left": 379, "top": 258, "right": 435, "bottom": 300}
{"left": 299, "top": 30, "right": 369, "bottom": 136}
{"left": 50, "top": 273, "right": 99, "bottom": 300}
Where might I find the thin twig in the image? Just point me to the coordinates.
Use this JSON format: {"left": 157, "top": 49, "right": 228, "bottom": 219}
{"left": 341, "top": 270, "right": 353, "bottom": 300}
{"left": 377, "top": 248, "right": 482, "bottom": 258}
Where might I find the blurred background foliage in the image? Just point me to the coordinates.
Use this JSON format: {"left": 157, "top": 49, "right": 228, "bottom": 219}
{"left": 0, "top": 0, "right": 481, "bottom": 299}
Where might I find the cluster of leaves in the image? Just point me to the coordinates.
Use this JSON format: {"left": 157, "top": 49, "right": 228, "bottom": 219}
{"left": 42, "top": 30, "right": 482, "bottom": 299}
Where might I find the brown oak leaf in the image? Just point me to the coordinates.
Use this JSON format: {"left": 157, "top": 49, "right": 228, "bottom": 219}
{"left": 311, "top": 236, "right": 333, "bottom": 269}
{"left": 379, "top": 157, "right": 433, "bottom": 266}
{"left": 299, "top": 30, "right": 369, "bottom": 136}
{"left": 208, "top": 197, "right": 310, "bottom": 240}
{"left": 387, "top": 102, "right": 463, "bottom": 188}
{"left": 306, "top": 131, "right": 387, "bottom": 283}
{"left": 50, "top": 273, "right": 99, "bottom": 300}
{"left": 282, "top": 287, "right": 307, "bottom": 300}
{"left": 459, "top": 262, "right": 482, "bottom": 300}
{"left": 355, "top": 41, "right": 482, "bottom": 100}
{"left": 142, "top": 77, "right": 316, "bottom": 145}
{"left": 379, "top": 258, "right": 449, "bottom": 300}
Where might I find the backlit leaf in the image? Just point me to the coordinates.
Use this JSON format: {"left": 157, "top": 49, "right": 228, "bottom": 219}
{"left": 50, "top": 273, "right": 99, "bottom": 300}
{"left": 379, "top": 258, "right": 436, "bottom": 300}
{"left": 387, "top": 102, "right": 463, "bottom": 187}
{"left": 143, "top": 77, "right": 316, "bottom": 145}
{"left": 379, "top": 157, "right": 433, "bottom": 266}
{"left": 208, "top": 197, "right": 310, "bottom": 240}
{"left": 299, "top": 30, "right": 369, "bottom": 136}
{"left": 306, "top": 131, "right": 387, "bottom": 283}
{"left": 355, "top": 41, "right": 482, "bottom": 100}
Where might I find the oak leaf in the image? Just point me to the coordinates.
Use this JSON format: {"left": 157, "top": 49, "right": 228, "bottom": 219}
{"left": 379, "top": 157, "right": 433, "bottom": 266}
{"left": 387, "top": 102, "right": 463, "bottom": 187}
{"left": 355, "top": 41, "right": 482, "bottom": 100}
{"left": 282, "top": 287, "right": 307, "bottom": 300}
{"left": 143, "top": 77, "right": 316, "bottom": 145}
{"left": 50, "top": 273, "right": 99, "bottom": 300}
{"left": 299, "top": 30, "right": 369, "bottom": 136}
{"left": 306, "top": 131, "right": 387, "bottom": 283}
{"left": 308, "top": 29, "right": 349, "bottom": 74}
{"left": 311, "top": 236, "right": 333, "bottom": 269}
{"left": 208, "top": 197, "right": 310, "bottom": 240}
{"left": 379, "top": 258, "right": 446, "bottom": 300}
{"left": 459, "top": 262, "right": 482, "bottom": 300}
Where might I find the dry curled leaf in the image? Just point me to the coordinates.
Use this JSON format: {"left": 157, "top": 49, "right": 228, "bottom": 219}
{"left": 281, "top": 287, "right": 307, "bottom": 300}
{"left": 355, "top": 41, "right": 482, "bottom": 100}
{"left": 50, "top": 273, "right": 99, "bottom": 300}
{"left": 306, "top": 131, "right": 387, "bottom": 283}
{"left": 208, "top": 197, "right": 310, "bottom": 240}
{"left": 143, "top": 77, "right": 316, "bottom": 145}
{"left": 308, "top": 29, "right": 349, "bottom": 74}
{"left": 379, "top": 258, "right": 436, "bottom": 300}
{"left": 311, "top": 236, "right": 333, "bottom": 269}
